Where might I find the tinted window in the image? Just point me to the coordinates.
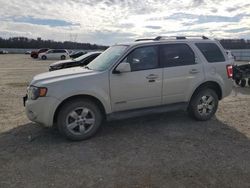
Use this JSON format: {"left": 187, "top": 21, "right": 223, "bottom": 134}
{"left": 39, "top": 49, "right": 48, "bottom": 53}
{"left": 123, "top": 46, "right": 158, "bottom": 71}
{"left": 53, "top": 49, "right": 65, "bottom": 53}
{"left": 196, "top": 43, "right": 225, "bottom": 62}
{"left": 160, "top": 44, "right": 195, "bottom": 67}
{"left": 83, "top": 54, "right": 99, "bottom": 64}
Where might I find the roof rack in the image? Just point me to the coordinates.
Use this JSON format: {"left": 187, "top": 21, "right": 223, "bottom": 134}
{"left": 156, "top": 35, "right": 209, "bottom": 40}
{"left": 135, "top": 35, "right": 209, "bottom": 42}
{"left": 135, "top": 38, "right": 156, "bottom": 42}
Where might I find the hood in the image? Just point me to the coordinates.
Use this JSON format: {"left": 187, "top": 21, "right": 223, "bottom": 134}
{"left": 31, "top": 67, "right": 93, "bottom": 85}
{"left": 50, "top": 59, "right": 74, "bottom": 67}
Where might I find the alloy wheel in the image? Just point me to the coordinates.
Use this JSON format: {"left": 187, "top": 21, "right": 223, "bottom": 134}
{"left": 66, "top": 107, "right": 95, "bottom": 135}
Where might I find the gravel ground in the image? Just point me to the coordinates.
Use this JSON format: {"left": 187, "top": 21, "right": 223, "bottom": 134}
{"left": 0, "top": 54, "right": 250, "bottom": 188}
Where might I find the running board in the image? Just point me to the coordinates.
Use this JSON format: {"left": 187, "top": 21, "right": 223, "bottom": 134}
{"left": 107, "top": 102, "right": 188, "bottom": 121}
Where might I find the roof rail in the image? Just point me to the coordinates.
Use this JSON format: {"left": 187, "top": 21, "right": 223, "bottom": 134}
{"left": 154, "top": 36, "right": 209, "bottom": 40}
{"left": 135, "top": 35, "right": 209, "bottom": 42}
{"left": 134, "top": 38, "right": 156, "bottom": 42}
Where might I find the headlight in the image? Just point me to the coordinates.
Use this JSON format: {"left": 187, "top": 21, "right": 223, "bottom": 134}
{"left": 27, "top": 86, "right": 47, "bottom": 100}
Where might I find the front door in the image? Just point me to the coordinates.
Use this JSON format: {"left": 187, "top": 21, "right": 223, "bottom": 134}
{"left": 110, "top": 45, "right": 163, "bottom": 112}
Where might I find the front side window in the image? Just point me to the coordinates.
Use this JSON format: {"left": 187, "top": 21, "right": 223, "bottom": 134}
{"left": 195, "top": 43, "right": 225, "bottom": 63}
{"left": 123, "top": 46, "right": 158, "bottom": 71}
{"left": 88, "top": 45, "right": 128, "bottom": 71}
{"left": 160, "top": 43, "right": 195, "bottom": 67}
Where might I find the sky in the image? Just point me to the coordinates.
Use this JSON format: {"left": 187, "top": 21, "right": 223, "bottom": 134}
{"left": 0, "top": 0, "right": 250, "bottom": 45}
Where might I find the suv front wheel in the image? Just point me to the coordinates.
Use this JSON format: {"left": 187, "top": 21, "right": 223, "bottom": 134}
{"left": 188, "top": 89, "right": 218, "bottom": 121}
{"left": 57, "top": 99, "right": 103, "bottom": 140}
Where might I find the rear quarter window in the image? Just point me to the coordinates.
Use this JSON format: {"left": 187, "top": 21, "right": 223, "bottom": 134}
{"left": 195, "top": 43, "right": 225, "bottom": 63}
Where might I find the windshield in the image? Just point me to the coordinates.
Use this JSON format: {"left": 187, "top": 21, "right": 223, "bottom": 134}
{"left": 87, "top": 45, "right": 128, "bottom": 71}
{"left": 74, "top": 53, "right": 93, "bottom": 61}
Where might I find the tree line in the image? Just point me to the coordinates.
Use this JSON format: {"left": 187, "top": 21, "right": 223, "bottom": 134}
{"left": 0, "top": 37, "right": 108, "bottom": 50}
{"left": 1, "top": 36, "right": 250, "bottom": 50}
{"left": 219, "top": 39, "right": 250, "bottom": 49}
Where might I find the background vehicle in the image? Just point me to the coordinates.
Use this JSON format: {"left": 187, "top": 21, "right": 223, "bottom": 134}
{"left": 30, "top": 48, "right": 49, "bottom": 58}
{"left": 233, "top": 63, "right": 250, "bottom": 87}
{"left": 24, "top": 36, "right": 233, "bottom": 141}
{"left": 226, "top": 50, "right": 235, "bottom": 64}
{"left": 49, "top": 51, "right": 101, "bottom": 71}
{"left": 69, "top": 51, "right": 87, "bottom": 59}
{"left": 39, "top": 49, "right": 69, "bottom": 60}
{"left": 0, "top": 50, "right": 8, "bottom": 54}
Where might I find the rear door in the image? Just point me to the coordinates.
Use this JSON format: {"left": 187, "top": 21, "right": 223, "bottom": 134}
{"left": 160, "top": 43, "right": 205, "bottom": 104}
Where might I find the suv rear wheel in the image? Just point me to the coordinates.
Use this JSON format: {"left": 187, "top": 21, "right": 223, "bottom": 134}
{"left": 188, "top": 89, "right": 218, "bottom": 121}
{"left": 61, "top": 55, "right": 66, "bottom": 60}
{"left": 57, "top": 99, "right": 103, "bottom": 140}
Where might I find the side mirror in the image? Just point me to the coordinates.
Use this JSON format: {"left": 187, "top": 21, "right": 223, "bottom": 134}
{"left": 114, "top": 62, "right": 131, "bottom": 73}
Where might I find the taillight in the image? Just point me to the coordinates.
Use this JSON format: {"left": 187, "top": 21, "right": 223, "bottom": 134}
{"left": 226, "top": 65, "right": 233, "bottom": 78}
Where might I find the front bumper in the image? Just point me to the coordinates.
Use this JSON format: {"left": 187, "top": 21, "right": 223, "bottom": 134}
{"left": 24, "top": 96, "right": 60, "bottom": 127}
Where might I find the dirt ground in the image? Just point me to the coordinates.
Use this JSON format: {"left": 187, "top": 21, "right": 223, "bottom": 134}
{"left": 0, "top": 54, "right": 250, "bottom": 188}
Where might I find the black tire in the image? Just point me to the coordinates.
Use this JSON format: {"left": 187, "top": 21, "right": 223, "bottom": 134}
{"left": 235, "top": 79, "right": 240, "bottom": 85}
{"left": 240, "top": 79, "right": 246, "bottom": 87}
{"left": 42, "top": 55, "right": 47, "bottom": 60}
{"left": 188, "top": 89, "right": 218, "bottom": 121}
{"left": 248, "top": 79, "right": 250, "bottom": 87}
{"left": 61, "top": 55, "right": 66, "bottom": 60}
{"left": 57, "top": 99, "right": 103, "bottom": 141}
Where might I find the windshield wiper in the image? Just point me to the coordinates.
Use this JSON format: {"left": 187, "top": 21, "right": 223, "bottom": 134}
{"left": 84, "top": 65, "right": 91, "bottom": 70}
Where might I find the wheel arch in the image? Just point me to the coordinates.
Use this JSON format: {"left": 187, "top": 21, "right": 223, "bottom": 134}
{"left": 53, "top": 94, "right": 107, "bottom": 125}
{"left": 190, "top": 81, "right": 222, "bottom": 102}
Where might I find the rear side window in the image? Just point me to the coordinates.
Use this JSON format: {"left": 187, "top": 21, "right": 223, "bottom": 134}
{"left": 196, "top": 43, "right": 225, "bottom": 63}
{"left": 160, "top": 43, "right": 195, "bottom": 67}
{"left": 54, "top": 49, "right": 65, "bottom": 53}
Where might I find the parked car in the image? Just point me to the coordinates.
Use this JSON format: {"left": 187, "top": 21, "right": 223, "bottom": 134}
{"left": 24, "top": 36, "right": 233, "bottom": 141}
{"left": 0, "top": 50, "right": 8, "bottom": 54}
{"left": 30, "top": 48, "right": 49, "bottom": 58}
{"left": 39, "top": 49, "right": 69, "bottom": 60}
{"left": 25, "top": 51, "right": 32, "bottom": 55}
{"left": 49, "top": 52, "right": 101, "bottom": 71}
{"left": 69, "top": 51, "right": 87, "bottom": 59}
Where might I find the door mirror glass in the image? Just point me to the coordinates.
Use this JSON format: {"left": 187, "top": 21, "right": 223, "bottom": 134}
{"left": 115, "top": 62, "right": 131, "bottom": 73}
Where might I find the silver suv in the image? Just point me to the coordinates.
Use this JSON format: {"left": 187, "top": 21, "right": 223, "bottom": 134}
{"left": 24, "top": 36, "right": 233, "bottom": 140}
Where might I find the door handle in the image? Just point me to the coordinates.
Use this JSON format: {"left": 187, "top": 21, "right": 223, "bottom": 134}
{"left": 146, "top": 74, "right": 158, "bottom": 79}
{"left": 189, "top": 69, "right": 199, "bottom": 74}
